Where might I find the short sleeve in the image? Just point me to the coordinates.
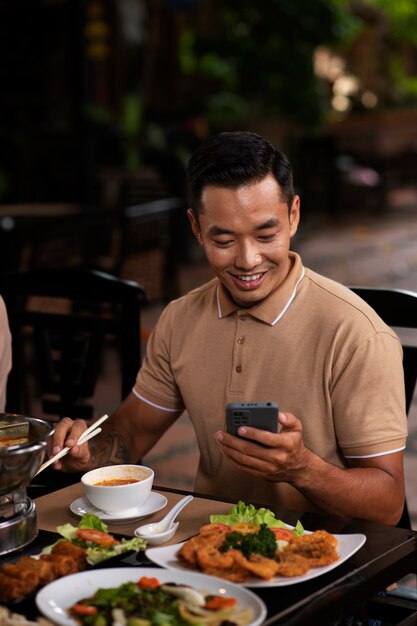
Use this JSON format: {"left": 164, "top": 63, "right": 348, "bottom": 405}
{"left": 332, "top": 331, "right": 407, "bottom": 457}
{"left": 134, "top": 303, "right": 185, "bottom": 411}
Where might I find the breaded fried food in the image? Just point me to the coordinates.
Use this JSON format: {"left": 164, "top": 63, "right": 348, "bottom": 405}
{"left": 274, "top": 552, "right": 311, "bottom": 577}
{"left": 196, "top": 546, "right": 235, "bottom": 570}
{"left": 196, "top": 548, "right": 249, "bottom": 583}
{"left": 51, "top": 540, "right": 87, "bottom": 570}
{"left": 283, "top": 530, "right": 339, "bottom": 567}
{"left": 178, "top": 531, "right": 249, "bottom": 582}
{"left": 177, "top": 527, "right": 339, "bottom": 582}
{"left": 39, "top": 553, "right": 79, "bottom": 576}
{"left": 0, "top": 572, "right": 25, "bottom": 602}
{"left": 199, "top": 563, "right": 250, "bottom": 583}
{"left": 1, "top": 563, "right": 39, "bottom": 593}
{"left": 177, "top": 531, "right": 227, "bottom": 566}
{"left": 229, "top": 550, "right": 280, "bottom": 580}
{"left": 18, "top": 556, "right": 56, "bottom": 584}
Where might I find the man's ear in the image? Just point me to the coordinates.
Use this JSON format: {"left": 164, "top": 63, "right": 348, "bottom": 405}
{"left": 187, "top": 208, "right": 203, "bottom": 245}
{"left": 289, "top": 196, "right": 300, "bottom": 238}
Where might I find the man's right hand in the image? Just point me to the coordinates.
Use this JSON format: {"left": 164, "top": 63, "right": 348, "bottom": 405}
{"left": 51, "top": 417, "right": 93, "bottom": 472}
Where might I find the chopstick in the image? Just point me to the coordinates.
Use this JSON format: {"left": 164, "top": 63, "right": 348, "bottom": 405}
{"left": 35, "top": 413, "right": 109, "bottom": 476}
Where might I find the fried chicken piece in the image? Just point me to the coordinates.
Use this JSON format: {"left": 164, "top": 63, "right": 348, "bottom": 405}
{"left": 196, "top": 545, "right": 235, "bottom": 570}
{"left": 228, "top": 550, "right": 280, "bottom": 580}
{"left": 51, "top": 540, "right": 87, "bottom": 570}
{"left": 39, "top": 553, "right": 79, "bottom": 577}
{"left": 17, "top": 556, "right": 56, "bottom": 584}
{"left": 0, "top": 572, "right": 26, "bottom": 602}
{"left": 283, "top": 530, "right": 339, "bottom": 567}
{"left": 200, "top": 564, "right": 250, "bottom": 583}
{"left": 274, "top": 552, "right": 311, "bottom": 577}
{"left": 1, "top": 562, "right": 40, "bottom": 593}
{"left": 177, "top": 531, "right": 227, "bottom": 566}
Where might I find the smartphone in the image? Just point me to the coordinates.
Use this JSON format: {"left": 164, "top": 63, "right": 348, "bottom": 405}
{"left": 226, "top": 402, "right": 279, "bottom": 436}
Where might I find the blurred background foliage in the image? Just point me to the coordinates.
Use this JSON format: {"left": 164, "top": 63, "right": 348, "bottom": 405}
{"left": 177, "top": 0, "right": 342, "bottom": 128}
{"left": 173, "top": 0, "right": 417, "bottom": 130}
{"left": 2, "top": 0, "right": 417, "bottom": 204}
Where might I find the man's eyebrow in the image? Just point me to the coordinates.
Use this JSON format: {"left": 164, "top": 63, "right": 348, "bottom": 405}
{"left": 208, "top": 218, "right": 280, "bottom": 236}
{"left": 255, "top": 218, "right": 279, "bottom": 230}
{"left": 208, "top": 225, "right": 234, "bottom": 236}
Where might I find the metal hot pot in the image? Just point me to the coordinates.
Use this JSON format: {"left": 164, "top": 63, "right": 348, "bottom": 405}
{"left": 0, "top": 413, "right": 53, "bottom": 555}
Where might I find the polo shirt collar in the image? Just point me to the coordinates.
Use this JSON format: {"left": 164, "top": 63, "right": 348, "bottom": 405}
{"left": 217, "top": 252, "right": 305, "bottom": 326}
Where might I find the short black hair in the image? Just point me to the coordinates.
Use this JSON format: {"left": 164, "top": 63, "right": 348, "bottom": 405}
{"left": 186, "top": 131, "right": 294, "bottom": 214}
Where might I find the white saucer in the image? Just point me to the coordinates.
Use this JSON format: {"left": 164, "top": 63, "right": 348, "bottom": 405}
{"left": 69, "top": 492, "right": 168, "bottom": 523}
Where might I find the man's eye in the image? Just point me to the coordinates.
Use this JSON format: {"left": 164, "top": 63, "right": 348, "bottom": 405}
{"left": 258, "top": 234, "right": 276, "bottom": 241}
{"left": 214, "top": 239, "right": 234, "bottom": 246}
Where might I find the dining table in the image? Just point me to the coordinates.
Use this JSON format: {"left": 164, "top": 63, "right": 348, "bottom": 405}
{"left": 2, "top": 482, "right": 417, "bottom": 626}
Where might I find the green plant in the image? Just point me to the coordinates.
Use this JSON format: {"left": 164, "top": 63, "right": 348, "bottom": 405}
{"left": 177, "top": 0, "right": 353, "bottom": 129}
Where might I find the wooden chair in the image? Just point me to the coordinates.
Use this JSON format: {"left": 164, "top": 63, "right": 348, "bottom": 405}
{"left": 349, "top": 286, "right": 417, "bottom": 530}
{"left": 0, "top": 267, "right": 146, "bottom": 421}
{"left": 116, "top": 196, "right": 184, "bottom": 303}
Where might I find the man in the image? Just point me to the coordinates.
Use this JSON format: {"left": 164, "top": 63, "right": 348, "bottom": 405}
{"left": 52, "top": 132, "right": 407, "bottom": 525}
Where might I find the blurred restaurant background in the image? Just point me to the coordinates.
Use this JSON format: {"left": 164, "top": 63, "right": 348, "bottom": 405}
{"left": 1, "top": 0, "right": 417, "bottom": 526}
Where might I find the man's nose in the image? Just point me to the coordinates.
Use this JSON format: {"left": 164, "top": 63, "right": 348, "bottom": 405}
{"left": 235, "top": 242, "right": 262, "bottom": 269}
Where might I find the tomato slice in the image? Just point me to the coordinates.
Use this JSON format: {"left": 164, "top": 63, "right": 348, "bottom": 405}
{"left": 76, "top": 528, "right": 118, "bottom": 547}
{"left": 138, "top": 576, "right": 160, "bottom": 589}
{"left": 205, "top": 596, "right": 237, "bottom": 610}
{"left": 200, "top": 523, "right": 230, "bottom": 533}
{"left": 270, "top": 528, "right": 295, "bottom": 542}
{"left": 230, "top": 522, "right": 260, "bottom": 534}
{"left": 72, "top": 604, "right": 98, "bottom": 615}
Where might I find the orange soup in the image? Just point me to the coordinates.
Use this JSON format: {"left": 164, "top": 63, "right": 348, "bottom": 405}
{"left": 93, "top": 478, "right": 140, "bottom": 486}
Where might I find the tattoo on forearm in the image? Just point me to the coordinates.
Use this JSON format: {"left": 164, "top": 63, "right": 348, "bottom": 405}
{"left": 90, "top": 427, "right": 130, "bottom": 467}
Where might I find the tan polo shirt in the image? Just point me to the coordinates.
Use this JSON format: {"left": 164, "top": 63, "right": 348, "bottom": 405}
{"left": 134, "top": 252, "right": 407, "bottom": 513}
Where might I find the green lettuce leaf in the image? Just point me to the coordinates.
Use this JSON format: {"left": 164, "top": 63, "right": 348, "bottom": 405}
{"left": 86, "top": 537, "right": 147, "bottom": 564}
{"left": 54, "top": 513, "right": 107, "bottom": 543}
{"left": 55, "top": 522, "right": 78, "bottom": 541}
{"left": 78, "top": 513, "right": 108, "bottom": 532}
{"left": 210, "top": 500, "right": 304, "bottom": 535}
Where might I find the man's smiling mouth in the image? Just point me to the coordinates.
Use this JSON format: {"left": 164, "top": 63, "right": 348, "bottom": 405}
{"left": 236, "top": 273, "right": 264, "bottom": 282}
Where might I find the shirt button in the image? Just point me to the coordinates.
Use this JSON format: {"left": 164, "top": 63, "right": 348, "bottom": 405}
{"left": 238, "top": 336, "right": 246, "bottom": 344}
{"left": 236, "top": 365, "right": 242, "bottom": 373}
{"left": 239, "top": 313, "right": 248, "bottom": 321}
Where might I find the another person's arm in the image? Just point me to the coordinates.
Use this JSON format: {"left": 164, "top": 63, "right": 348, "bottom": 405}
{"left": 51, "top": 392, "right": 182, "bottom": 472}
{"left": 0, "top": 296, "right": 12, "bottom": 412}
{"left": 215, "top": 411, "right": 405, "bottom": 526}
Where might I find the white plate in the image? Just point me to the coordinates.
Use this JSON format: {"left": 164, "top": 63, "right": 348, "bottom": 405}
{"left": 36, "top": 566, "right": 267, "bottom": 626}
{"left": 70, "top": 492, "right": 167, "bottom": 523}
{"left": 146, "top": 532, "right": 367, "bottom": 588}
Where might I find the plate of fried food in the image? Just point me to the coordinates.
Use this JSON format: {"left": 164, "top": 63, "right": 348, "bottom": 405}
{"left": 0, "top": 513, "right": 146, "bottom": 605}
{"left": 145, "top": 501, "right": 366, "bottom": 587}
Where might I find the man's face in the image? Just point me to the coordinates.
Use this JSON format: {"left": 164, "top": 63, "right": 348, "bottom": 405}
{"left": 188, "top": 174, "right": 300, "bottom": 308}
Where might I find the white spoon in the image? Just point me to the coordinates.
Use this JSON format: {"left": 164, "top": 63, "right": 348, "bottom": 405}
{"left": 134, "top": 495, "right": 193, "bottom": 544}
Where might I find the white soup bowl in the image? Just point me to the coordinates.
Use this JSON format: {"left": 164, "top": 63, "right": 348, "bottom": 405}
{"left": 81, "top": 464, "right": 154, "bottom": 515}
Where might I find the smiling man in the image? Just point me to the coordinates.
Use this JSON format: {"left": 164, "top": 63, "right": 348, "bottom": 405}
{"left": 187, "top": 174, "right": 299, "bottom": 308}
{"left": 52, "top": 132, "right": 407, "bottom": 526}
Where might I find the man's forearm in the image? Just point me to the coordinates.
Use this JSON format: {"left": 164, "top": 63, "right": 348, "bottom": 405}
{"left": 89, "top": 425, "right": 132, "bottom": 469}
{"left": 292, "top": 451, "right": 404, "bottom": 525}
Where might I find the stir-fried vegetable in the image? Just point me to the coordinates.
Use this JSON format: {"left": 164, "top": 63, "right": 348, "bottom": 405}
{"left": 69, "top": 576, "right": 253, "bottom": 626}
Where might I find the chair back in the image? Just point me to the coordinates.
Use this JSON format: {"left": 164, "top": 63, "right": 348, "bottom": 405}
{"left": 116, "top": 196, "right": 183, "bottom": 303}
{"left": 349, "top": 287, "right": 417, "bottom": 413}
{"left": 349, "top": 286, "right": 417, "bottom": 529}
{"left": 0, "top": 267, "right": 146, "bottom": 420}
